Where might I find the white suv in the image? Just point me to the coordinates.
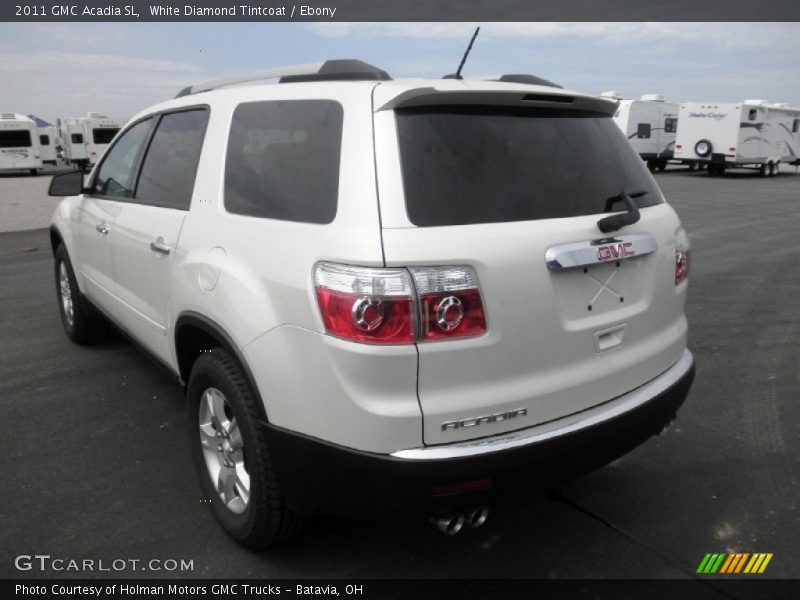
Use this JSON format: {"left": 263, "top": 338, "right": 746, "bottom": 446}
{"left": 49, "top": 60, "right": 695, "bottom": 547}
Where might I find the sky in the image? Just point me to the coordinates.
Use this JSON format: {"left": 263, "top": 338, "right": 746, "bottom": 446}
{"left": 1, "top": 21, "right": 799, "bottom": 124}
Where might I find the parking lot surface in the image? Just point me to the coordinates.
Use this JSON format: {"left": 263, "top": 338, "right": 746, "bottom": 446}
{"left": 1, "top": 168, "right": 798, "bottom": 588}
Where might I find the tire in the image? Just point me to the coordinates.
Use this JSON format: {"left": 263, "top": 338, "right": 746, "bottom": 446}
{"left": 688, "top": 162, "right": 700, "bottom": 172}
{"left": 760, "top": 163, "right": 769, "bottom": 177}
{"left": 646, "top": 159, "right": 657, "bottom": 172}
{"left": 707, "top": 164, "right": 718, "bottom": 176}
{"left": 769, "top": 161, "right": 777, "bottom": 177}
{"left": 29, "top": 168, "right": 38, "bottom": 176}
{"left": 54, "top": 244, "right": 108, "bottom": 344}
{"left": 656, "top": 159, "right": 668, "bottom": 172}
{"left": 187, "top": 348, "right": 307, "bottom": 549}
{"left": 695, "top": 139, "right": 712, "bottom": 158}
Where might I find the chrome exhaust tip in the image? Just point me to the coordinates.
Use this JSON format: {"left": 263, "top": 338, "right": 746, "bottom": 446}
{"left": 466, "top": 506, "right": 490, "bottom": 528}
{"left": 432, "top": 511, "right": 465, "bottom": 535}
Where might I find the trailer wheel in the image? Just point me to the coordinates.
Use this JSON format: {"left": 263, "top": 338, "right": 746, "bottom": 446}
{"left": 656, "top": 159, "right": 668, "bottom": 172}
{"left": 646, "top": 159, "right": 657, "bottom": 171}
{"left": 29, "top": 169, "right": 38, "bottom": 176}
{"left": 759, "top": 163, "right": 769, "bottom": 177}
{"left": 695, "top": 139, "right": 712, "bottom": 158}
{"left": 769, "top": 162, "right": 778, "bottom": 177}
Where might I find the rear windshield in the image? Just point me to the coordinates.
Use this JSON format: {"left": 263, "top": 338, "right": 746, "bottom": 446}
{"left": 0, "top": 130, "right": 32, "bottom": 148}
{"left": 396, "top": 106, "right": 662, "bottom": 227}
{"left": 93, "top": 128, "right": 120, "bottom": 144}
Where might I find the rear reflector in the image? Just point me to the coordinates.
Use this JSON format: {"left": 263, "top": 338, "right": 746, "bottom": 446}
{"left": 675, "top": 227, "right": 690, "bottom": 286}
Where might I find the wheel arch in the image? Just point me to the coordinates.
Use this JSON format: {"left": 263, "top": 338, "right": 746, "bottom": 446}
{"left": 175, "top": 312, "right": 269, "bottom": 423}
{"left": 49, "top": 225, "right": 64, "bottom": 255}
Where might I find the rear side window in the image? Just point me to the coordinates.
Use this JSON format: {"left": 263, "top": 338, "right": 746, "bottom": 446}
{"left": 664, "top": 117, "right": 677, "bottom": 133}
{"left": 40, "top": 135, "right": 50, "bottom": 146}
{"left": 748, "top": 109, "right": 758, "bottom": 121}
{"left": 225, "top": 100, "right": 343, "bottom": 224}
{"left": 71, "top": 133, "right": 84, "bottom": 144}
{"left": 0, "top": 130, "right": 32, "bottom": 147}
{"left": 93, "top": 119, "right": 152, "bottom": 198}
{"left": 136, "top": 109, "right": 209, "bottom": 210}
{"left": 636, "top": 123, "right": 651, "bottom": 139}
{"left": 397, "top": 106, "right": 662, "bottom": 227}
{"left": 93, "top": 128, "right": 120, "bottom": 144}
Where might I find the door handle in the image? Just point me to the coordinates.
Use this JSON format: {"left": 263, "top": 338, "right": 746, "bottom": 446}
{"left": 150, "top": 237, "right": 171, "bottom": 255}
{"left": 96, "top": 223, "right": 109, "bottom": 235}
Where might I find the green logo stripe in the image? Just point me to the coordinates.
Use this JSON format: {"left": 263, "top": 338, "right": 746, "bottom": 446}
{"left": 709, "top": 553, "right": 726, "bottom": 573}
{"left": 696, "top": 553, "right": 714, "bottom": 573}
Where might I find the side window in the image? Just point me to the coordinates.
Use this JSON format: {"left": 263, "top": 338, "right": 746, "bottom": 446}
{"left": 93, "top": 119, "right": 153, "bottom": 198}
{"left": 93, "top": 128, "right": 120, "bottom": 145}
{"left": 135, "top": 109, "right": 209, "bottom": 210}
{"left": 748, "top": 109, "right": 757, "bottom": 121}
{"left": 40, "top": 135, "right": 50, "bottom": 146}
{"left": 637, "top": 123, "right": 651, "bottom": 139}
{"left": 793, "top": 119, "right": 799, "bottom": 133}
{"left": 224, "top": 100, "right": 343, "bottom": 224}
{"left": 664, "top": 118, "right": 677, "bottom": 133}
{"left": 71, "top": 133, "right": 84, "bottom": 144}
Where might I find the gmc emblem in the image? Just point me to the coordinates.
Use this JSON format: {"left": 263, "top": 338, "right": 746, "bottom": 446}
{"left": 597, "top": 242, "right": 635, "bottom": 261}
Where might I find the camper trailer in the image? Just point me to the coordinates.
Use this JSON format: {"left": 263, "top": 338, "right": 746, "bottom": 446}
{"left": 0, "top": 113, "right": 41, "bottom": 175}
{"left": 59, "top": 112, "right": 126, "bottom": 172}
{"left": 28, "top": 116, "right": 59, "bottom": 166}
{"left": 675, "top": 100, "right": 800, "bottom": 176}
{"left": 603, "top": 92, "right": 679, "bottom": 171}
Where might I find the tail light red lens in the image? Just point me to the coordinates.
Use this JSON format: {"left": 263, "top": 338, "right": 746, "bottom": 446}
{"left": 675, "top": 227, "right": 690, "bottom": 286}
{"left": 411, "top": 266, "right": 486, "bottom": 341}
{"left": 314, "top": 263, "right": 486, "bottom": 344}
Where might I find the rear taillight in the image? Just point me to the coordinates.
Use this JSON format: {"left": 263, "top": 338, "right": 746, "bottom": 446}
{"left": 675, "top": 227, "right": 690, "bottom": 286}
{"left": 410, "top": 266, "right": 486, "bottom": 341}
{"left": 313, "top": 262, "right": 486, "bottom": 344}
{"left": 314, "top": 263, "right": 415, "bottom": 344}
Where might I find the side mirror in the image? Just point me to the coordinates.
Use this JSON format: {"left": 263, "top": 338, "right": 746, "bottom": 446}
{"left": 49, "top": 171, "right": 88, "bottom": 196}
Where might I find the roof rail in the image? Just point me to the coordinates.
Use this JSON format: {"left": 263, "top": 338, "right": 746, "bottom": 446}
{"left": 494, "top": 74, "right": 563, "bottom": 89}
{"left": 174, "top": 59, "right": 392, "bottom": 98}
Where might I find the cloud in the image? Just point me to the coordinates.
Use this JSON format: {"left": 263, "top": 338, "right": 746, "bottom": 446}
{"left": 306, "top": 22, "right": 800, "bottom": 51}
{"left": 0, "top": 50, "right": 202, "bottom": 74}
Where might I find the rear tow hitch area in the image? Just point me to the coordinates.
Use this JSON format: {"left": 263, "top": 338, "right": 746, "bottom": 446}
{"left": 431, "top": 506, "right": 490, "bottom": 535}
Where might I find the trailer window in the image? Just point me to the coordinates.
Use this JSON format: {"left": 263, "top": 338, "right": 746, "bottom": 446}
{"left": 93, "top": 128, "right": 119, "bottom": 145}
{"left": 793, "top": 119, "right": 799, "bottom": 133}
{"left": 93, "top": 119, "right": 152, "bottom": 198}
{"left": 135, "top": 109, "right": 209, "bottom": 210}
{"left": 636, "top": 123, "right": 651, "bottom": 139}
{"left": 39, "top": 135, "right": 50, "bottom": 146}
{"left": 0, "top": 130, "right": 32, "bottom": 148}
{"left": 225, "top": 100, "right": 343, "bottom": 224}
{"left": 748, "top": 109, "right": 757, "bottom": 121}
{"left": 664, "top": 118, "right": 677, "bottom": 133}
{"left": 397, "top": 106, "right": 661, "bottom": 227}
{"left": 71, "top": 133, "right": 83, "bottom": 144}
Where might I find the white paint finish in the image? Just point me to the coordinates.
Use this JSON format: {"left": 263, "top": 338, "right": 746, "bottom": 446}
{"left": 0, "top": 114, "right": 41, "bottom": 172}
{"left": 612, "top": 99, "right": 679, "bottom": 159}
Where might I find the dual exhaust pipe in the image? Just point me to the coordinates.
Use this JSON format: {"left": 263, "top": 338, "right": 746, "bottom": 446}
{"left": 432, "top": 506, "right": 490, "bottom": 535}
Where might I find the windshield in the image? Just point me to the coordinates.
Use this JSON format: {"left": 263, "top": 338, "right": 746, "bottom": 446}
{"left": 396, "top": 106, "right": 662, "bottom": 227}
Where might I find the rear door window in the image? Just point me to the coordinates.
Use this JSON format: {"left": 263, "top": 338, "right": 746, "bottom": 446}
{"left": 396, "top": 106, "right": 661, "bottom": 227}
{"left": 664, "top": 117, "right": 677, "bottom": 133}
{"left": 71, "top": 133, "right": 84, "bottom": 144}
{"left": 224, "top": 100, "right": 343, "bottom": 224}
{"left": 637, "top": 123, "right": 651, "bottom": 138}
{"left": 135, "top": 109, "right": 209, "bottom": 210}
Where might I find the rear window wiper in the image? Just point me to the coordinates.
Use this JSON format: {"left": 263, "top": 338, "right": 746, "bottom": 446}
{"left": 597, "top": 190, "right": 647, "bottom": 233}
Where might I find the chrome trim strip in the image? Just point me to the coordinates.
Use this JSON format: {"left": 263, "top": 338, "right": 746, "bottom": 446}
{"left": 391, "top": 349, "right": 693, "bottom": 460}
{"left": 545, "top": 233, "right": 657, "bottom": 270}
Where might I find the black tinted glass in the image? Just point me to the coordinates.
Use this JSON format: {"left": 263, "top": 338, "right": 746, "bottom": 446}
{"left": 93, "top": 128, "right": 120, "bottom": 144}
{"left": 637, "top": 123, "right": 651, "bottom": 139}
{"left": 397, "top": 106, "right": 662, "bottom": 227}
{"left": 0, "top": 130, "right": 32, "bottom": 148}
{"left": 136, "top": 110, "right": 209, "bottom": 210}
{"left": 71, "top": 134, "right": 83, "bottom": 144}
{"left": 225, "top": 100, "right": 343, "bottom": 224}
{"left": 39, "top": 135, "right": 50, "bottom": 145}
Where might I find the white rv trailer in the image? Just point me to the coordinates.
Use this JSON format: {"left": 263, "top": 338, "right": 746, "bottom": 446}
{"left": 675, "top": 100, "right": 800, "bottom": 176}
{"left": 28, "top": 116, "right": 59, "bottom": 166}
{"left": 603, "top": 92, "right": 679, "bottom": 171}
{"left": 0, "top": 113, "right": 41, "bottom": 175}
{"left": 59, "top": 112, "right": 127, "bottom": 172}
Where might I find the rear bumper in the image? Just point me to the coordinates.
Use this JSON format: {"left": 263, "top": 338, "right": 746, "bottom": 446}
{"left": 264, "top": 349, "right": 695, "bottom": 518}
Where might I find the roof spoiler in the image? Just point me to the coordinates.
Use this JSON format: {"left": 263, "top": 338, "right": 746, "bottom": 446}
{"left": 493, "top": 74, "right": 563, "bottom": 89}
{"left": 174, "top": 59, "right": 391, "bottom": 98}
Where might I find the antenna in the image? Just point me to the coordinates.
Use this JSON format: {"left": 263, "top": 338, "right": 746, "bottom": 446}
{"left": 445, "top": 26, "right": 480, "bottom": 80}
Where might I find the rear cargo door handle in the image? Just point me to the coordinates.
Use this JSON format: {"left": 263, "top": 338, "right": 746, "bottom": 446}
{"left": 150, "top": 237, "right": 171, "bottom": 255}
{"left": 96, "top": 223, "right": 109, "bottom": 235}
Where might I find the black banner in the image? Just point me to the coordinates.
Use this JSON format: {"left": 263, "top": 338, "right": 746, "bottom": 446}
{"left": 3, "top": 0, "right": 800, "bottom": 22}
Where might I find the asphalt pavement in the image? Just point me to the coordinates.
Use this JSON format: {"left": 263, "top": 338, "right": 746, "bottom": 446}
{"left": 0, "top": 167, "right": 798, "bottom": 589}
